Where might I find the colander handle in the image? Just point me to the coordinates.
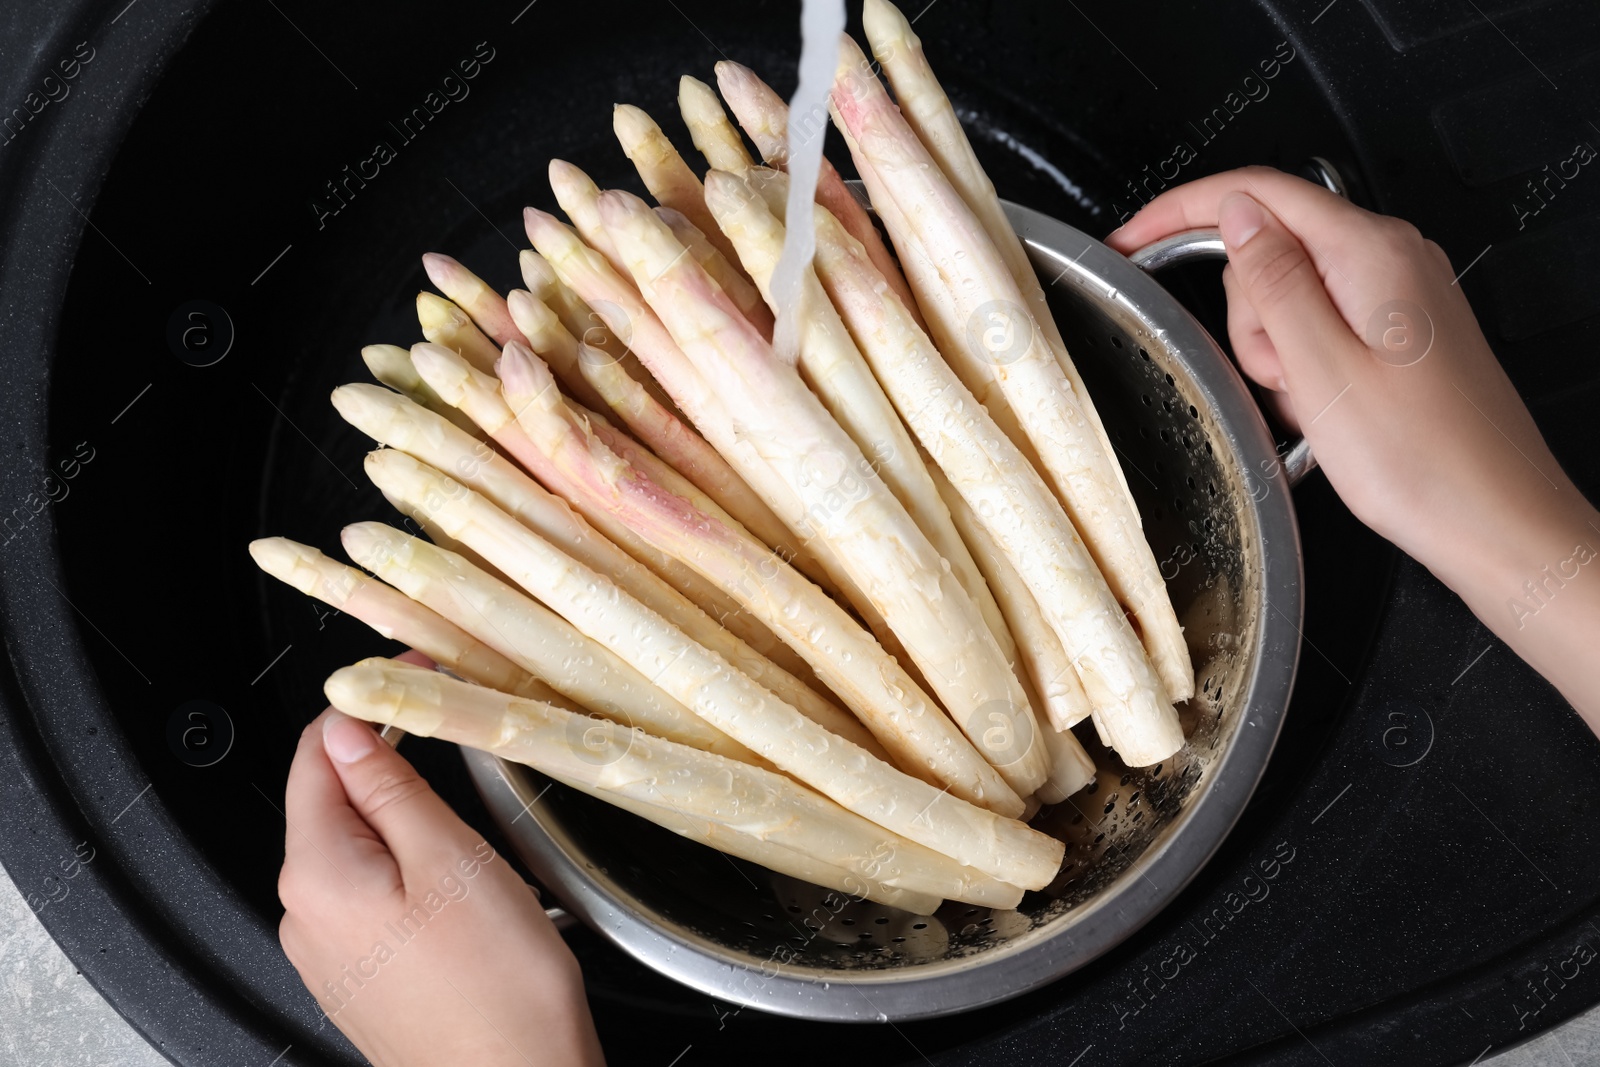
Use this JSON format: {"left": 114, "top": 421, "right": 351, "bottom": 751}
{"left": 1126, "top": 229, "right": 1317, "bottom": 488}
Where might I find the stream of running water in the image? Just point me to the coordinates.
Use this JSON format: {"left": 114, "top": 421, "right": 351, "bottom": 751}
{"left": 769, "top": 0, "right": 845, "bottom": 366}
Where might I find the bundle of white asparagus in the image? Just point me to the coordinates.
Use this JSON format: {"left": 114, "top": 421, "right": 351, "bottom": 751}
{"left": 253, "top": 0, "right": 1194, "bottom": 913}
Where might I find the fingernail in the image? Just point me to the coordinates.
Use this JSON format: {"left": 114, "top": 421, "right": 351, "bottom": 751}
{"left": 324, "top": 711, "right": 378, "bottom": 764}
{"left": 1219, "top": 194, "right": 1265, "bottom": 248}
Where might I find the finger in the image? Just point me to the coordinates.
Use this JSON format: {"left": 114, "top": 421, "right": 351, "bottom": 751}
{"left": 1221, "top": 266, "right": 1302, "bottom": 434}
{"left": 282, "top": 708, "right": 402, "bottom": 899}
{"left": 1222, "top": 264, "right": 1283, "bottom": 391}
{"left": 1106, "top": 166, "right": 1364, "bottom": 256}
{"left": 321, "top": 706, "right": 484, "bottom": 880}
{"left": 1217, "top": 192, "right": 1362, "bottom": 426}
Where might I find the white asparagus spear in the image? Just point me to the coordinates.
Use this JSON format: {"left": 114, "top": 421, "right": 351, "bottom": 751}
{"left": 547, "top": 161, "right": 627, "bottom": 277}
{"left": 327, "top": 658, "right": 1017, "bottom": 908}
{"left": 438, "top": 234, "right": 681, "bottom": 430}
{"left": 361, "top": 451, "right": 1063, "bottom": 888}
{"left": 330, "top": 382, "right": 845, "bottom": 740}
{"left": 596, "top": 783, "right": 944, "bottom": 913}
{"left": 596, "top": 189, "right": 1051, "bottom": 797}
{"left": 518, "top": 248, "right": 657, "bottom": 404}
{"left": 703, "top": 169, "right": 1013, "bottom": 661}
{"left": 393, "top": 342, "right": 806, "bottom": 675}
{"left": 340, "top": 521, "right": 754, "bottom": 762}
{"left": 807, "top": 195, "right": 1184, "bottom": 767}
{"left": 422, "top": 255, "right": 621, "bottom": 414}
{"left": 927, "top": 458, "right": 1093, "bottom": 731}
{"left": 607, "top": 791, "right": 943, "bottom": 914}
{"left": 523, "top": 205, "right": 902, "bottom": 656}
{"left": 379, "top": 484, "right": 504, "bottom": 580}
{"left": 498, "top": 341, "right": 1020, "bottom": 814}
{"left": 415, "top": 291, "right": 501, "bottom": 375}
{"left": 578, "top": 382, "right": 840, "bottom": 611}
{"left": 548, "top": 160, "right": 850, "bottom": 596}
{"left": 830, "top": 37, "right": 1194, "bottom": 704}
{"left": 654, "top": 205, "right": 774, "bottom": 339}
{"left": 407, "top": 341, "right": 830, "bottom": 702}
{"left": 611, "top": 103, "right": 746, "bottom": 273}
{"left": 248, "top": 537, "right": 574, "bottom": 708}
{"left": 421, "top": 252, "right": 523, "bottom": 349}
{"left": 505, "top": 285, "right": 800, "bottom": 565}
{"left": 360, "top": 344, "right": 484, "bottom": 439}
{"left": 860, "top": 0, "right": 1139, "bottom": 523}
{"left": 546, "top": 161, "right": 761, "bottom": 417}
{"left": 713, "top": 59, "right": 923, "bottom": 330}
{"left": 406, "top": 342, "right": 749, "bottom": 634}
{"left": 575, "top": 174, "right": 930, "bottom": 683}
{"left": 678, "top": 74, "right": 755, "bottom": 173}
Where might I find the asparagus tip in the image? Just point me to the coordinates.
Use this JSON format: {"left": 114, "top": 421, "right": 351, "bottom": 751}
{"left": 523, "top": 206, "right": 561, "bottom": 244}
{"left": 409, "top": 339, "right": 470, "bottom": 384}
{"left": 323, "top": 664, "right": 394, "bottom": 727}
{"left": 594, "top": 187, "right": 647, "bottom": 228}
{"left": 340, "top": 519, "right": 398, "bottom": 567}
{"left": 248, "top": 536, "right": 301, "bottom": 574}
{"left": 330, "top": 380, "right": 399, "bottom": 426}
{"left": 415, "top": 290, "right": 462, "bottom": 330}
{"left": 611, "top": 103, "right": 658, "bottom": 140}
{"left": 548, "top": 157, "right": 589, "bottom": 188}
{"left": 420, "top": 251, "right": 458, "bottom": 289}
{"left": 518, "top": 247, "right": 555, "bottom": 288}
{"left": 248, "top": 536, "right": 332, "bottom": 598}
{"left": 495, "top": 339, "right": 552, "bottom": 400}
{"left": 360, "top": 344, "right": 410, "bottom": 376}
{"left": 702, "top": 167, "right": 742, "bottom": 198}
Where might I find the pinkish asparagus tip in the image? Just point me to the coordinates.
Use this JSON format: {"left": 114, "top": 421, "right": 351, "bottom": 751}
{"left": 495, "top": 340, "right": 545, "bottom": 399}
{"left": 595, "top": 188, "right": 648, "bottom": 227}
{"left": 420, "top": 252, "right": 459, "bottom": 288}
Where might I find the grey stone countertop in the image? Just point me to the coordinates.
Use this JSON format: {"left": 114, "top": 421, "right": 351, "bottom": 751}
{"left": 1, "top": 869, "right": 1595, "bottom": 1066}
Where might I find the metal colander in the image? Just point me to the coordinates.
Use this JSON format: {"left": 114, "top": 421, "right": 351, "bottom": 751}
{"left": 462, "top": 200, "right": 1307, "bottom": 1022}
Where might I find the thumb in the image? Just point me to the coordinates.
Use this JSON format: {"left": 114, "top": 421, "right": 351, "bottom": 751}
{"left": 322, "top": 709, "right": 483, "bottom": 878}
{"left": 1218, "top": 193, "right": 1359, "bottom": 413}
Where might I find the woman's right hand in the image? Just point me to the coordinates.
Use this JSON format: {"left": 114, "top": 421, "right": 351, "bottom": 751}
{"left": 1108, "top": 168, "right": 1599, "bottom": 724}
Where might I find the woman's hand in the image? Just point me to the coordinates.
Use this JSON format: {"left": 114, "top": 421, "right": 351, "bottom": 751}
{"left": 1109, "top": 168, "right": 1600, "bottom": 724}
{"left": 276, "top": 655, "right": 605, "bottom": 1067}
